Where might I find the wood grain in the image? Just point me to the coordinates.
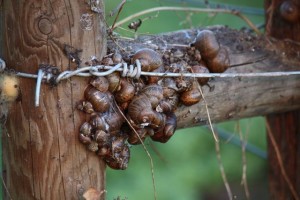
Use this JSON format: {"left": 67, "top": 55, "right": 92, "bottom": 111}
{"left": 1, "top": 0, "right": 106, "bottom": 199}
{"left": 265, "top": 0, "right": 300, "bottom": 199}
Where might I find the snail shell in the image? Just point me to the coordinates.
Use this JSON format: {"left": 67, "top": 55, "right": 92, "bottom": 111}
{"left": 151, "top": 113, "right": 177, "bottom": 143}
{"left": 84, "top": 87, "right": 110, "bottom": 113}
{"left": 180, "top": 82, "right": 202, "bottom": 106}
{"left": 77, "top": 101, "right": 94, "bottom": 114}
{"left": 190, "top": 64, "right": 210, "bottom": 86}
{"left": 90, "top": 114, "right": 108, "bottom": 131}
{"left": 127, "top": 127, "right": 152, "bottom": 145}
{"left": 104, "top": 103, "right": 125, "bottom": 135}
{"left": 87, "top": 141, "right": 99, "bottom": 152}
{"left": 90, "top": 77, "right": 109, "bottom": 92}
{"left": 193, "top": 30, "right": 220, "bottom": 59}
{"left": 132, "top": 48, "right": 163, "bottom": 72}
{"left": 280, "top": 1, "right": 299, "bottom": 23}
{"left": 94, "top": 130, "right": 111, "bottom": 144}
{"left": 107, "top": 72, "right": 121, "bottom": 93}
{"left": 207, "top": 47, "right": 230, "bottom": 73}
{"left": 80, "top": 122, "right": 92, "bottom": 136}
{"left": 147, "top": 65, "right": 165, "bottom": 84}
{"left": 115, "top": 79, "right": 135, "bottom": 103}
{"left": 105, "top": 144, "right": 130, "bottom": 170}
{"left": 140, "top": 84, "right": 164, "bottom": 108}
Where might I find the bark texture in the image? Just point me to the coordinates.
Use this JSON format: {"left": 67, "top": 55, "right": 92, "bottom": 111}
{"left": 1, "top": 1, "right": 107, "bottom": 199}
{"left": 107, "top": 27, "right": 300, "bottom": 129}
{"left": 265, "top": 0, "right": 300, "bottom": 199}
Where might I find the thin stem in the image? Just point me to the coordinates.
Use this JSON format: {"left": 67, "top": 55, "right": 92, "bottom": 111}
{"left": 265, "top": 120, "right": 300, "bottom": 200}
{"left": 113, "top": 6, "right": 261, "bottom": 34}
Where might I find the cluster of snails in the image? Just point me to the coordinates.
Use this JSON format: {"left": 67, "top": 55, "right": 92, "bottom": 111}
{"left": 77, "top": 29, "right": 230, "bottom": 170}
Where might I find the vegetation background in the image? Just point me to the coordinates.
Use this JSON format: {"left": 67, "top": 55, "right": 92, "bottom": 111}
{"left": 104, "top": 0, "right": 267, "bottom": 199}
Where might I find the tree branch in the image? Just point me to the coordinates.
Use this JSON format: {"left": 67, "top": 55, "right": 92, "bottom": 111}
{"left": 108, "top": 26, "right": 300, "bottom": 129}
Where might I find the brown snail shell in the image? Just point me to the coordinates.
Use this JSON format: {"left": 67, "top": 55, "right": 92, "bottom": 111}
{"left": 128, "top": 95, "right": 152, "bottom": 124}
{"left": 207, "top": 47, "right": 230, "bottom": 73}
{"left": 190, "top": 64, "right": 210, "bottom": 86}
{"left": 105, "top": 144, "right": 130, "bottom": 170}
{"left": 180, "top": 82, "right": 202, "bottom": 106}
{"left": 84, "top": 87, "right": 110, "bottom": 113}
{"left": 90, "top": 114, "right": 107, "bottom": 131}
{"left": 175, "top": 77, "right": 193, "bottom": 92}
{"left": 147, "top": 65, "right": 165, "bottom": 84}
{"left": 115, "top": 79, "right": 135, "bottom": 103}
{"left": 156, "top": 100, "right": 173, "bottom": 113}
{"left": 98, "top": 145, "right": 111, "bottom": 157}
{"left": 193, "top": 30, "right": 220, "bottom": 59}
{"left": 127, "top": 127, "right": 152, "bottom": 145}
{"left": 140, "top": 84, "right": 164, "bottom": 108}
{"left": 280, "top": 1, "right": 299, "bottom": 23}
{"left": 77, "top": 100, "right": 94, "bottom": 114}
{"left": 94, "top": 130, "right": 111, "bottom": 144}
{"left": 104, "top": 104, "right": 125, "bottom": 135}
{"left": 80, "top": 122, "right": 92, "bottom": 136}
{"left": 132, "top": 48, "right": 163, "bottom": 72}
{"left": 87, "top": 141, "right": 99, "bottom": 152}
{"left": 90, "top": 77, "right": 109, "bottom": 92}
{"left": 151, "top": 113, "right": 177, "bottom": 143}
{"left": 107, "top": 72, "right": 121, "bottom": 93}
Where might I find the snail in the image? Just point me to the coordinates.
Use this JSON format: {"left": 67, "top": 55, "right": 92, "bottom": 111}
{"left": 77, "top": 100, "right": 94, "bottom": 114}
{"left": 107, "top": 72, "right": 121, "bottom": 93}
{"left": 90, "top": 114, "right": 108, "bottom": 131}
{"left": 151, "top": 113, "right": 177, "bottom": 143}
{"left": 132, "top": 48, "right": 163, "bottom": 72}
{"left": 193, "top": 30, "right": 220, "bottom": 59}
{"left": 180, "top": 82, "right": 202, "bottom": 106}
{"left": 90, "top": 77, "right": 109, "bottom": 92}
{"left": 84, "top": 87, "right": 110, "bottom": 113}
{"left": 105, "top": 144, "right": 130, "bottom": 170}
{"left": 206, "top": 47, "right": 230, "bottom": 73}
{"left": 115, "top": 78, "right": 135, "bottom": 104}
{"left": 280, "top": 1, "right": 299, "bottom": 23}
{"left": 190, "top": 64, "right": 210, "bottom": 86}
{"left": 193, "top": 30, "right": 230, "bottom": 73}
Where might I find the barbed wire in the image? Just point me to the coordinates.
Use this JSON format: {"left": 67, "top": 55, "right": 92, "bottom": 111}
{"left": 0, "top": 58, "right": 300, "bottom": 107}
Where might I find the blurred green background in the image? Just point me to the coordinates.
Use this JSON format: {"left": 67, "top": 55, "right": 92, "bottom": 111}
{"left": 104, "top": 0, "right": 267, "bottom": 200}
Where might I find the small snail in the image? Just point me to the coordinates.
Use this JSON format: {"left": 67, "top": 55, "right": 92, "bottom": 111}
{"left": 77, "top": 101, "right": 94, "bottom": 114}
{"left": 90, "top": 114, "right": 108, "bottom": 131}
{"left": 115, "top": 79, "right": 135, "bottom": 103}
{"left": 207, "top": 47, "right": 230, "bottom": 73}
{"left": 151, "top": 113, "right": 177, "bottom": 143}
{"left": 132, "top": 48, "right": 163, "bottom": 72}
{"left": 190, "top": 64, "right": 210, "bottom": 86}
{"left": 280, "top": 1, "right": 299, "bottom": 23}
{"left": 107, "top": 72, "right": 121, "bottom": 93}
{"left": 90, "top": 77, "right": 109, "bottom": 92}
{"left": 180, "top": 82, "right": 202, "bottom": 106}
{"left": 193, "top": 30, "right": 220, "bottom": 59}
{"left": 84, "top": 87, "right": 110, "bottom": 113}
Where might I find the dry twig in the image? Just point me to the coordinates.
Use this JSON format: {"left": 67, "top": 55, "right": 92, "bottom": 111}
{"left": 113, "top": 6, "right": 260, "bottom": 34}
{"left": 265, "top": 120, "right": 300, "bottom": 200}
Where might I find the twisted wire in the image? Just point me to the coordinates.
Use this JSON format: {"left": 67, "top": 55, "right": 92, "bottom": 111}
{"left": 0, "top": 58, "right": 300, "bottom": 107}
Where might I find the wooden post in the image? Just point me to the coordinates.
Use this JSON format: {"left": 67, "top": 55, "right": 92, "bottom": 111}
{"left": 265, "top": 0, "right": 300, "bottom": 199}
{"left": 1, "top": 1, "right": 107, "bottom": 199}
